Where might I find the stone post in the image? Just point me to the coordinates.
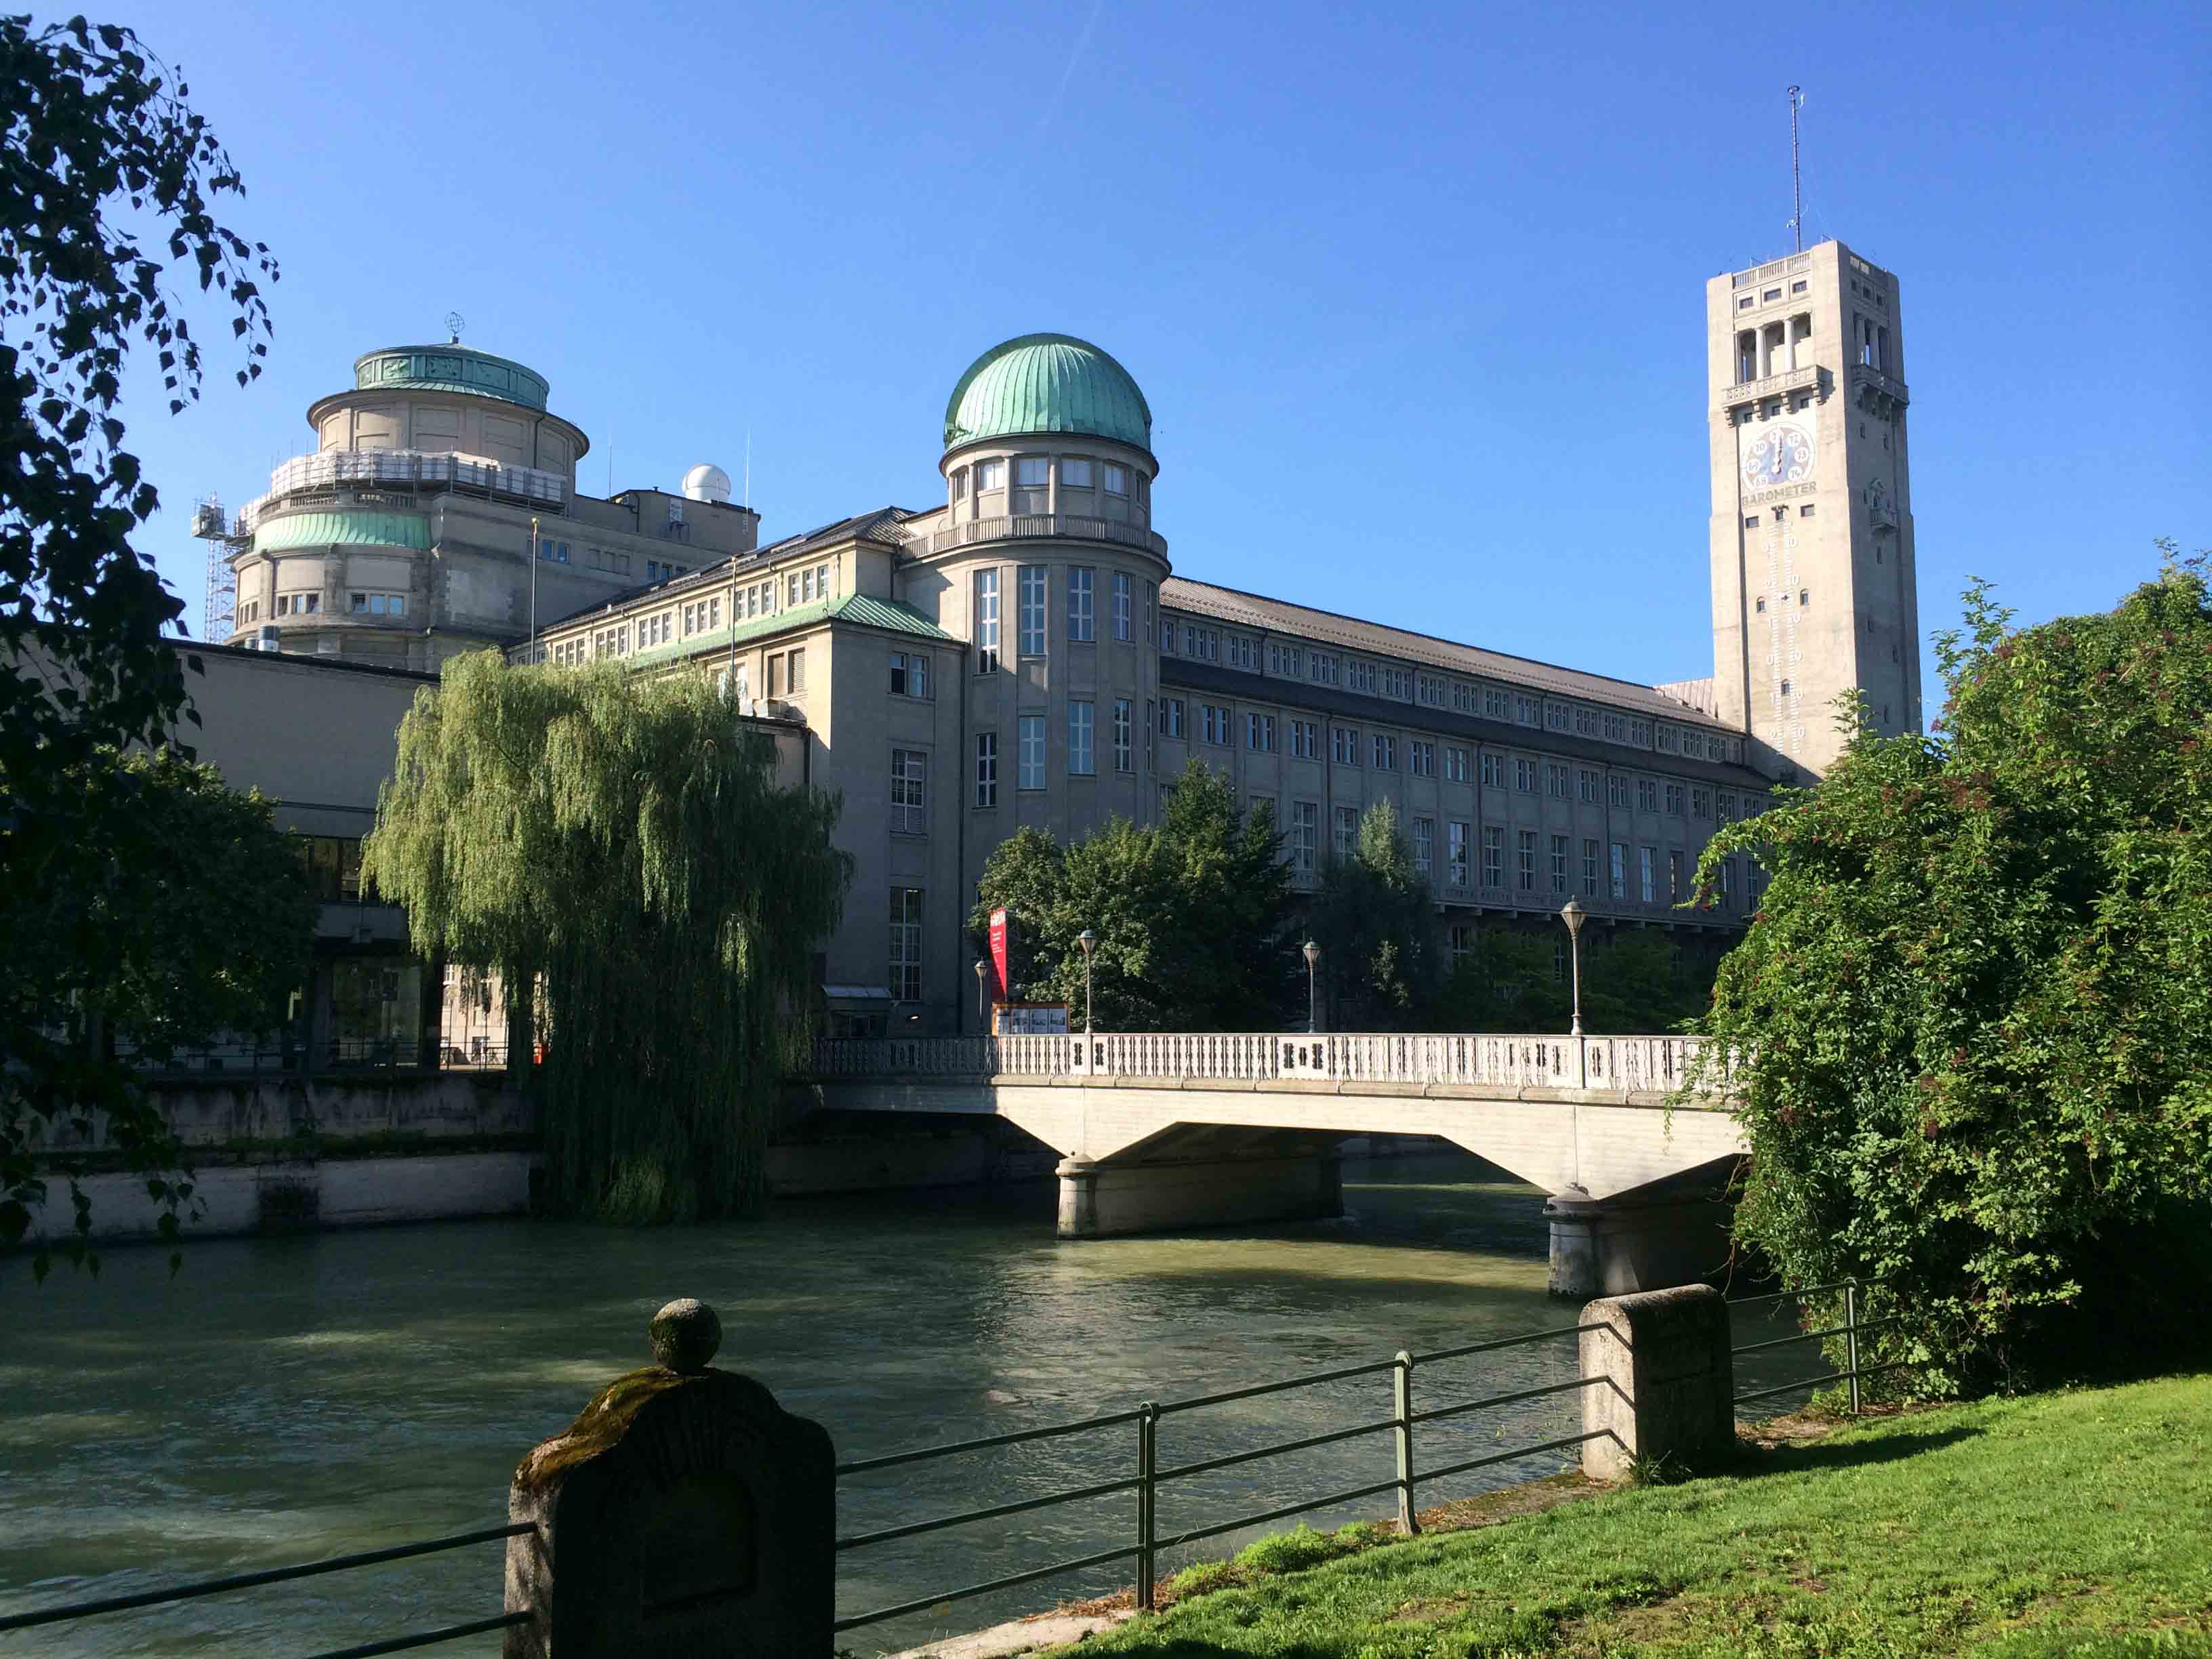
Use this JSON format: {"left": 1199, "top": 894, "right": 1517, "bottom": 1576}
{"left": 1578, "top": 1284, "right": 1735, "bottom": 1483}
{"left": 504, "top": 1298, "right": 834, "bottom": 1657}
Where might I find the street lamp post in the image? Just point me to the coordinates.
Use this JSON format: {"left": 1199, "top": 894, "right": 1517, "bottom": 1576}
{"left": 1076, "top": 928, "right": 1098, "bottom": 1036}
{"left": 1559, "top": 896, "right": 1587, "bottom": 1038}
{"left": 973, "top": 958, "right": 988, "bottom": 1033}
{"left": 1303, "top": 939, "right": 1322, "bottom": 1034}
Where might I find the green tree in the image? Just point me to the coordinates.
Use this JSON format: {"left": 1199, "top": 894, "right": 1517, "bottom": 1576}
{"left": 1, "top": 747, "right": 314, "bottom": 1275}
{"left": 1582, "top": 930, "right": 1715, "bottom": 1033}
{"left": 2, "top": 17, "right": 277, "bottom": 1273}
{"left": 1432, "top": 927, "right": 1566, "bottom": 1031}
{"left": 362, "top": 655, "right": 854, "bottom": 1223}
{"left": 969, "top": 760, "right": 1297, "bottom": 1031}
{"left": 1692, "top": 547, "right": 2212, "bottom": 1393}
{"left": 1309, "top": 800, "right": 1439, "bottom": 1030}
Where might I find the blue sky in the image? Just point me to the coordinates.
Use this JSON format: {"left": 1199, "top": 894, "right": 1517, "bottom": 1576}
{"left": 107, "top": 0, "right": 2208, "bottom": 714}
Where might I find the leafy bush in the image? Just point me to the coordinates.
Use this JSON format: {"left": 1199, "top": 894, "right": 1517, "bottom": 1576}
{"left": 1694, "top": 548, "right": 2212, "bottom": 1393}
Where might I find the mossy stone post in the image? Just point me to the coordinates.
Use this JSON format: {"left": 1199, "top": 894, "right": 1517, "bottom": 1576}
{"left": 1578, "top": 1284, "right": 1734, "bottom": 1482}
{"left": 504, "top": 1298, "right": 834, "bottom": 1656}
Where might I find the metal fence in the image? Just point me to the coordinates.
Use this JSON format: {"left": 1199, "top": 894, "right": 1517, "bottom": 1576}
{"left": 0, "top": 1521, "right": 529, "bottom": 1656}
{"left": 831, "top": 1319, "right": 1612, "bottom": 1635}
{"left": 1729, "top": 1279, "right": 1899, "bottom": 1414}
{"left": 809, "top": 1030, "right": 1724, "bottom": 1098}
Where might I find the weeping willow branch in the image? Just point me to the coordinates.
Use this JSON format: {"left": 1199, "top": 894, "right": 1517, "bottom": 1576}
{"left": 362, "top": 653, "right": 854, "bottom": 1222}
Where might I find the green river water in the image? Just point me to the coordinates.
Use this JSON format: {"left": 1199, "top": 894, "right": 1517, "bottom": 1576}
{"left": 0, "top": 1154, "right": 1810, "bottom": 1656}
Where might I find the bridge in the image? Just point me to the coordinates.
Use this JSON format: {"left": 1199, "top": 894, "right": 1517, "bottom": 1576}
{"left": 803, "top": 1031, "right": 1746, "bottom": 1298}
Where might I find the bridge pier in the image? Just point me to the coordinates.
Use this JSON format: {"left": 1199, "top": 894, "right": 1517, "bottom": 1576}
{"left": 1055, "top": 1151, "right": 1343, "bottom": 1240}
{"left": 1543, "top": 1189, "right": 1734, "bottom": 1299}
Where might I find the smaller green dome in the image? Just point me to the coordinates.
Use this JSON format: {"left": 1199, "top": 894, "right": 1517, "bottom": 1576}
{"left": 944, "top": 333, "right": 1151, "bottom": 455}
{"left": 354, "top": 345, "right": 548, "bottom": 411}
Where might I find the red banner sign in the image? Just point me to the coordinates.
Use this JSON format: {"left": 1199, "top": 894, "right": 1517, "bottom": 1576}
{"left": 988, "top": 907, "right": 1010, "bottom": 1002}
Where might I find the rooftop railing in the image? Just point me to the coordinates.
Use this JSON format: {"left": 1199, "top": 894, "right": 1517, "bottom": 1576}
{"left": 926, "top": 512, "right": 1168, "bottom": 558}
{"left": 240, "top": 449, "right": 567, "bottom": 531}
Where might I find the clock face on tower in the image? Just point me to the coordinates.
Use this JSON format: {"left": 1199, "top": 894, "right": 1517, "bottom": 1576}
{"left": 1743, "top": 422, "right": 1816, "bottom": 489}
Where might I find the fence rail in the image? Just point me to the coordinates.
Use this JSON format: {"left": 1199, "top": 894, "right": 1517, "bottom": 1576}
{"left": 832, "top": 1319, "right": 1616, "bottom": 1634}
{"left": 832, "top": 1286, "right": 1881, "bottom": 1635}
{"left": 0, "top": 1521, "right": 531, "bottom": 1650}
{"left": 808, "top": 1030, "right": 1724, "bottom": 1097}
{"left": 1729, "top": 1279, "right": 1894, "bottom": 1415}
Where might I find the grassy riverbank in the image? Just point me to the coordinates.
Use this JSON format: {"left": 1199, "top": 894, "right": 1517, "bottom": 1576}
{"left": 1048, "top": 1373, "right": 2212, "bottom": 1658}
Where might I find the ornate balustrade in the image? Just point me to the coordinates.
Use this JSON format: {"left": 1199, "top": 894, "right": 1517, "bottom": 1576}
{"left": 806, "top": 1031, "right": 1725, "bottom": 1097}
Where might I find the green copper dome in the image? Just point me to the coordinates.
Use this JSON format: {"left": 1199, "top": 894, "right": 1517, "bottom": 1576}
{"left": 353, "top": 344, "right": 549, "bottom": 411}
{"left": 943, "top": 333, "right": 1151, "bottom": 455}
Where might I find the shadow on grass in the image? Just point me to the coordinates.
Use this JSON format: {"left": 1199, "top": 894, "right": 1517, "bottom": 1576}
{"left": 1746, "top": 1421, "right": 1984, "bottom": 1475}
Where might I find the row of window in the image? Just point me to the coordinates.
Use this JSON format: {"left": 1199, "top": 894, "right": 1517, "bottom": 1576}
{"left": 1155, "top": 697, "right": 1742, "bottom": 817}
{"left": 1162, "top": 617, "right": 1731, "bottom": 760}
{"left": 1274, "top": 804, "right": 1737, "bottom": 912}
{"left": 972, "top": 566, "right": 1147, "bottom": 668}
{"left": 904, "top": 733, "right": 1740, "bottom": 912}
{"left": 690, "top": 648, "right": 807, "bottom": 701}
{"left": 1735, "top": 276, "right": 1812, "bottom": 314}
{"left": 535, "top": 538, "right": 637, "bottom": 578}
{"left": 895, "top": 703, "right": 1157, "bottom": 824}
{"left": 252, "top": 590, "right": 407, "bottom": 623}
{"left": 539, "top": 558, "right": 838, "bottom": 667}
{"left": 951, "top": 455, "right": 1139, "bottom": 499}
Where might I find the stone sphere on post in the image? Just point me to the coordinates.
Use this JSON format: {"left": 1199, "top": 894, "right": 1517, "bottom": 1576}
{"left": 649, "top": 1297, "right": 722, "bottom": 1374}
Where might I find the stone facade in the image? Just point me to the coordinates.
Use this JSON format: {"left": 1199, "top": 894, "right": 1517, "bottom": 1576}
{"left": 222, "top": 340, "right": 763, "bottom": 671}
{"left": 1706, "top": 241, "right": 1921, "bottom": 779}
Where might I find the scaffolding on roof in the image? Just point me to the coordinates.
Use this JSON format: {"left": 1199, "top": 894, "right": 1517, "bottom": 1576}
{"left": 192, "top": 493, "right": 247, "bottom": 641}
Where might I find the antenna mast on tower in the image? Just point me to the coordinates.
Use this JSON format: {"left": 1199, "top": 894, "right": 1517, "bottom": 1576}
{"left": 1787, "top": 85, "right": 1805, "bottom": 251}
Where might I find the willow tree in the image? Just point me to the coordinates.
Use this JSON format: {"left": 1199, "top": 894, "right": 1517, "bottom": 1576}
{"left": 363, "top": 653, "right": 853, "bottom": 1223}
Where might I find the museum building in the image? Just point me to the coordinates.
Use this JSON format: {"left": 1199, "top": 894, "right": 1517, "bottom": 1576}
{"left": 219, "top": 239, "right": 1919, "bottom": 1038}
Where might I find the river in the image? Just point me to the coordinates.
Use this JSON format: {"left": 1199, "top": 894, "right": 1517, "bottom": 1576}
{"left": 0, "top": 1153, "right": 1811, "bottom": 1655}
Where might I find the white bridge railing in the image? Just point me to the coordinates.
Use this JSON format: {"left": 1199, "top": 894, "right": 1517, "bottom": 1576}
{"left": 807, "top": 1032, "right": 1720, "bottom": 1097}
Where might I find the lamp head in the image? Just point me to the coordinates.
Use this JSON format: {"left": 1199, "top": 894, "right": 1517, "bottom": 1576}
{"left": 1303, "top": 939, "right": 1321, "bottom": 967}
{"left": 1560, "top": 896, "right": 1587, "bottom": 937}
{"left": 1077, "top": 928, "right": 1097, "bottom": 956}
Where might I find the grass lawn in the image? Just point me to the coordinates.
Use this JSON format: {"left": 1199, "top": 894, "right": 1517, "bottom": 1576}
{"left": 1044, "top": 1373, "right": 2212, "bottom": 1658}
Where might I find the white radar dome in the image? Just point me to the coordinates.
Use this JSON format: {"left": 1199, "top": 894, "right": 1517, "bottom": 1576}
{"left": 682, "top": 463, "right": 733, "bottom": 504}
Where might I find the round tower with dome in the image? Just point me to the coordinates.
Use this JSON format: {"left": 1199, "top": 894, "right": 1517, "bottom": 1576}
{"left": 913, "top": 334, "right": 1172, "bottom": 904}
{"left": 222, "top": 338, "right": 759, "bottom": 669}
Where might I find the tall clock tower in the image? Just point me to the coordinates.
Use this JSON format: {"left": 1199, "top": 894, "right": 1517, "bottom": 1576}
{"left": 1706, "top": 239, "right": 1921, "bottom": 780}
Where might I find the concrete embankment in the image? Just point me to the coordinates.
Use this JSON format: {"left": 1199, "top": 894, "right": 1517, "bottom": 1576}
{"left": 21, "top": 1073, "right": 1460, "bottom": 1243}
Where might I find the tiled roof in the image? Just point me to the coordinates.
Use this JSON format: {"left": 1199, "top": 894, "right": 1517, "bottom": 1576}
{"left": 1160, "top": 577, "right": 1727, "bottom": 729}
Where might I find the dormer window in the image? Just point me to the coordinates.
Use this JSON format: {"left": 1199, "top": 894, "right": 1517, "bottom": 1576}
{"left": 1061, "top": 457, "right": 1094, "bottom": 489}
{"left": 1103, "top": 464, "right": 1128, "bottom": 495}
